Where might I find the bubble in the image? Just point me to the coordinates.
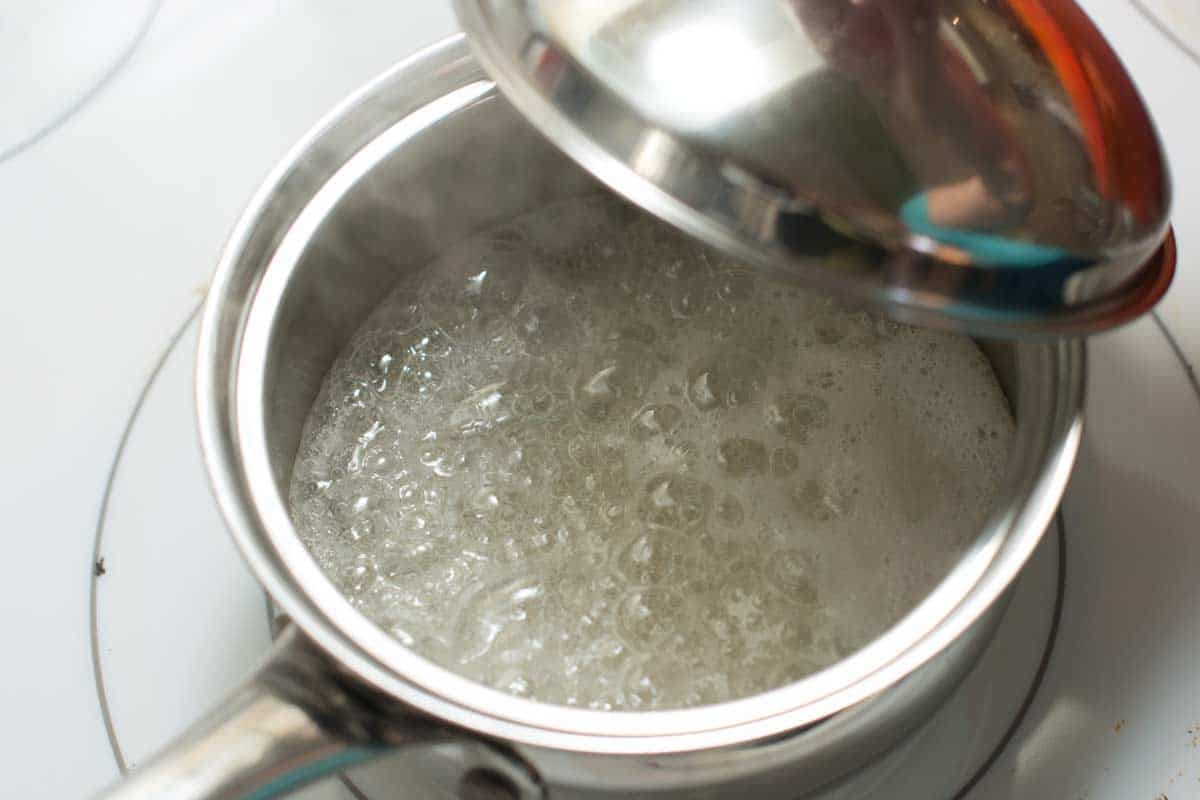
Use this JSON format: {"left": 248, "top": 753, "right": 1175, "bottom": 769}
{"left": 765, "top": 549, "right": 820, "bottom": 605}
{"left": 550, "top": 465, "right": 587, "bottom": 500}
{"left": 336, "top": 554, "right": 378, "bottom": 596}
{"left": 715, "top": 495, "right": 745, "bottom": 526}
{"left": 377, "top": 541, "right": 439, "bottom": 586}
{"left": 486, "top": 223, "right": 531, "bottom": 254}
{"left": 605, "top": 321, "right": 658, "bottom": 349}
{"left": 813, "top": 314, "right": 849, "bottom": 345}
{"left": 516, "top": 303, "right": 575, "bottom": 355}
{"left": 601, "top": 501, "right": 627, "bottom": 525}
{"left": 563, "top": 428, "right": 597, "bottom": 466}
{"left": 771, "top": 447, "right": 800, "bottom": 476}
{"left": 513, "top": 388, "right": 558, "bottom": 419}
{"left": 779, "top": 618, "right": 815, "bottom": 649}
{"left": 499, "top": 672, "right": 535, "bottom": 698}
{"left": 669, "top": 289, "right": 706, "bottom": 319}
{"left": 765, "top": 393, "right": 830, "bottom": 441}
{"left": 508, "top": 359, "right": 567, "bottom": 408}
{"left": 455, "top": 574, "right": 547, "bottom": 663}
{"left": 687, "top": 350, "right": 765, "bottom": 410}
{"left": 714, "top": 270, "right": 755, "bottom": 305}
{"left": 624, "top": 652, "right": 702, "bottom": 709}
{"left": 408, "top": 326, "right": 456, "bottom": 360}
{"left": 343, "top": 331, "right": 410, "bottom": 394}
{"left": 716, "top": 437, "right": 768, "bottom": 477}
{"left": 638, "top": 473, "right": 713, "bottom": 532}
{"left": 390, "top": 358, "right": 443, "bottom": 399}
{"left": 575, "top": 358, "right": 652, "bottom": 423}
{"left": 368, "top": 289, "right": 422, "bottom": 334}
{"left": 547, "top": 238, "right": 634, "bottom": 290}
{"left": 666, "top": 440, "right": 700, "bottom": 471}
{"left": 616, "top": 530, "right": 677, "bottom": 585}
{"left": 581, "top": 571, "right": 627, "bottom": 622}
{"left": 617, "top": 587, "right": 685, "bottom": 648}
{"left": 719, "top": 567, "right": 770, "bottom": 631}
{"left": 426, "top": 238, "right": 529, "bottom": 323}
{"left": 596, "top": 436, "right": 627, "bottom": 469}
{"left": 792, "top": 471, "right": 857, "bottom": 522}
{"left": 697, "top": 605, "right": 747, "bottom": 662}
{"left": 346, "top": 517, "right": 376, "bottom": 543}
{"left": 460, "top": 483, "right": 519, "bottom": 524}
{"left": 449, "top": 382, "right": 515, "bottom": 436}
{"left": 327, "top": 477, "right": 375, "bottom": 522}
{"left": 790, "top": 479, "right": 833, "bottom": 522}
{"left": 682, "top": 671, "right": 731, "bottom": 707}
{"left": 630, "top": 404, "right": 682, "bottom": 441}
{"left": 418, "top": 444, "right": 450, "bottom": 475}
{"left": 828, "top": 309, "right": 891, "bottom": 356}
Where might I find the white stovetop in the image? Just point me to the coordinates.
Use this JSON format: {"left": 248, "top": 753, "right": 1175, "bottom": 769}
{"left": 1, "top": 2, "right": 1197, "bottom": 799}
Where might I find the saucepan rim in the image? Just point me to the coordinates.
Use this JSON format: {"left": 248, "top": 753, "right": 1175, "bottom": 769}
{"left": 196, "top": 34, "right": 1085, "bottom": 756}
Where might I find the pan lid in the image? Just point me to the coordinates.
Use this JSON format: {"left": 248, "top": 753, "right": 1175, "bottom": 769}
{"left": 453, "top": 0, "right": 1174, "bottom": 336}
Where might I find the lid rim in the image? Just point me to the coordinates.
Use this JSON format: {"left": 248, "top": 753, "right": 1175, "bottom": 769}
{"left": 454, "top": 0, "right": 1174, "bottom": 337}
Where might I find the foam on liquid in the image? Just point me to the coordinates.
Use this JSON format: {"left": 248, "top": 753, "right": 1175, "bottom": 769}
{"left": 289, "top": 195, "right": 1014, "bottom": 710}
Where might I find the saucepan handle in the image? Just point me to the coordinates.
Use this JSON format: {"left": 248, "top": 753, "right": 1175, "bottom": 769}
{"left": 94, "top": 625, "right": 542, "bottom": 799}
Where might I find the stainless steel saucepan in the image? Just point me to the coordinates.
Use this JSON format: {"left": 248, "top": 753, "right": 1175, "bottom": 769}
{"left": 94, "top": 35, "right": 1088, "bottom": 800}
